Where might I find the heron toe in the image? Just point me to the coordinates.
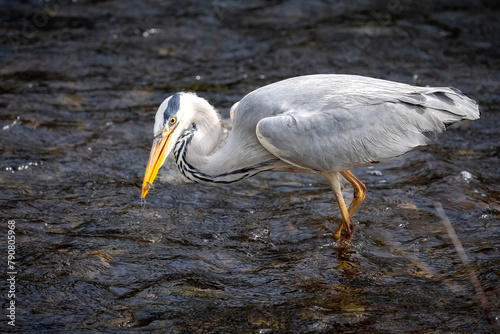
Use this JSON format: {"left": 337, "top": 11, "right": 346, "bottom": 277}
{"left": 333, "top": 218, "right": 354, "bottom": 241}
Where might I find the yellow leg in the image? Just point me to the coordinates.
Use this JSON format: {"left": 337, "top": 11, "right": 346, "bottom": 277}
{"left": 321, "top": 172, "right": 354, "bottom": 242}
{"left": 340, "top": 170, "right": 366, "bottom": 217}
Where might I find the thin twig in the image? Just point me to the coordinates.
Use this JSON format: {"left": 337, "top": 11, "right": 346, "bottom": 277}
{"left": 435, "top": 202, "right": 500, "bottom": 333}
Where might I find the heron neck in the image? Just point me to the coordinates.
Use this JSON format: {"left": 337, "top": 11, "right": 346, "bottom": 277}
{"left": 177, "top": 118, "right": 274, "bottom": 185}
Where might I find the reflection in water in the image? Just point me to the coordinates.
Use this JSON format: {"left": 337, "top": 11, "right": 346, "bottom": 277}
{"left": 0, "top": 0, "right": 499, "bottom": 333}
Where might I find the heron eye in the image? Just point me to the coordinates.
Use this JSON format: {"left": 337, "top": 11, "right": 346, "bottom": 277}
{"left": 169, "top": 117, "right": 177, "bottom": 126}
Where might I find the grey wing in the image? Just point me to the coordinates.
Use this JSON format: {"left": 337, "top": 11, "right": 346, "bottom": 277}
{"left": 256, "top": 88, "right": 479, "bottom": 172}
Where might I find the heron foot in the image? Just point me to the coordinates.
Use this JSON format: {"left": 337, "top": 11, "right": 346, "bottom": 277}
{"left": 333, "top": 218, "right": 354, "bottom": 242}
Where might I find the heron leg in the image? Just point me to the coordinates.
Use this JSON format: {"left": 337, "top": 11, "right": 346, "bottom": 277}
{"left": 340, "top": 170, "right": 366, "bottom": 217}
{"left": 321, "top": 172, "right": 354, "bottom": 242}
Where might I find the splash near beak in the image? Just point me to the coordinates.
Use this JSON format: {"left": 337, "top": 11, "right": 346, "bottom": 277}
{"left": 141, "top": 131, "right": 173, "bottom": 198}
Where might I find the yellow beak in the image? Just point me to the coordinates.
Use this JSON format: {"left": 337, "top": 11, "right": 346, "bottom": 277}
{"left": 141, "top": 131, "right": 173, "bottom": 198}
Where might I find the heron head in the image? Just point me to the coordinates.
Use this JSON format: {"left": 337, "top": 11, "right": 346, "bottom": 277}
{"left": 141, "top": 93, "right": 189, "bottom": 198}
{"left": 141, "top": 92, "right": 220, "bottom": 198}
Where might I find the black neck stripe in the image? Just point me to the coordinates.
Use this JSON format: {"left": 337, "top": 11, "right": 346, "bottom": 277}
{"left": 163, "top": 93, "right": 181, "bottom": 126}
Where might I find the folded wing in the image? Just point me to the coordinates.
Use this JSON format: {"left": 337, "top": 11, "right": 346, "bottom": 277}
{"left": 256, "top": 86, "right": 479, "bottom": 172}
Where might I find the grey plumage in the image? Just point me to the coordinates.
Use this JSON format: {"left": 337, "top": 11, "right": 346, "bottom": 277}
{"left": 250, "top": 75, "right": 479, "bottom": 172}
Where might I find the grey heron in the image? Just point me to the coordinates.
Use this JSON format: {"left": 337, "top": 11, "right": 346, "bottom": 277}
{"left": 141, "top": 74, "right": 479, "bottom": 243}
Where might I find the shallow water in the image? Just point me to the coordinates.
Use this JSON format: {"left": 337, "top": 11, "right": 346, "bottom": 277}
{"left": 1, "top": 0, "right": 500, "bottom": 333}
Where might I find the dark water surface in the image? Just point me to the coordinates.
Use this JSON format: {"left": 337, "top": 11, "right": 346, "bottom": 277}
{"left": 1, "top": 0, "right": 500, "bottom": 333}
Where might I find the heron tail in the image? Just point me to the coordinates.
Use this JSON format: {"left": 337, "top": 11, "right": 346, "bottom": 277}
{"left": 398, "top": 87, "right": 480, "bottom": 126}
